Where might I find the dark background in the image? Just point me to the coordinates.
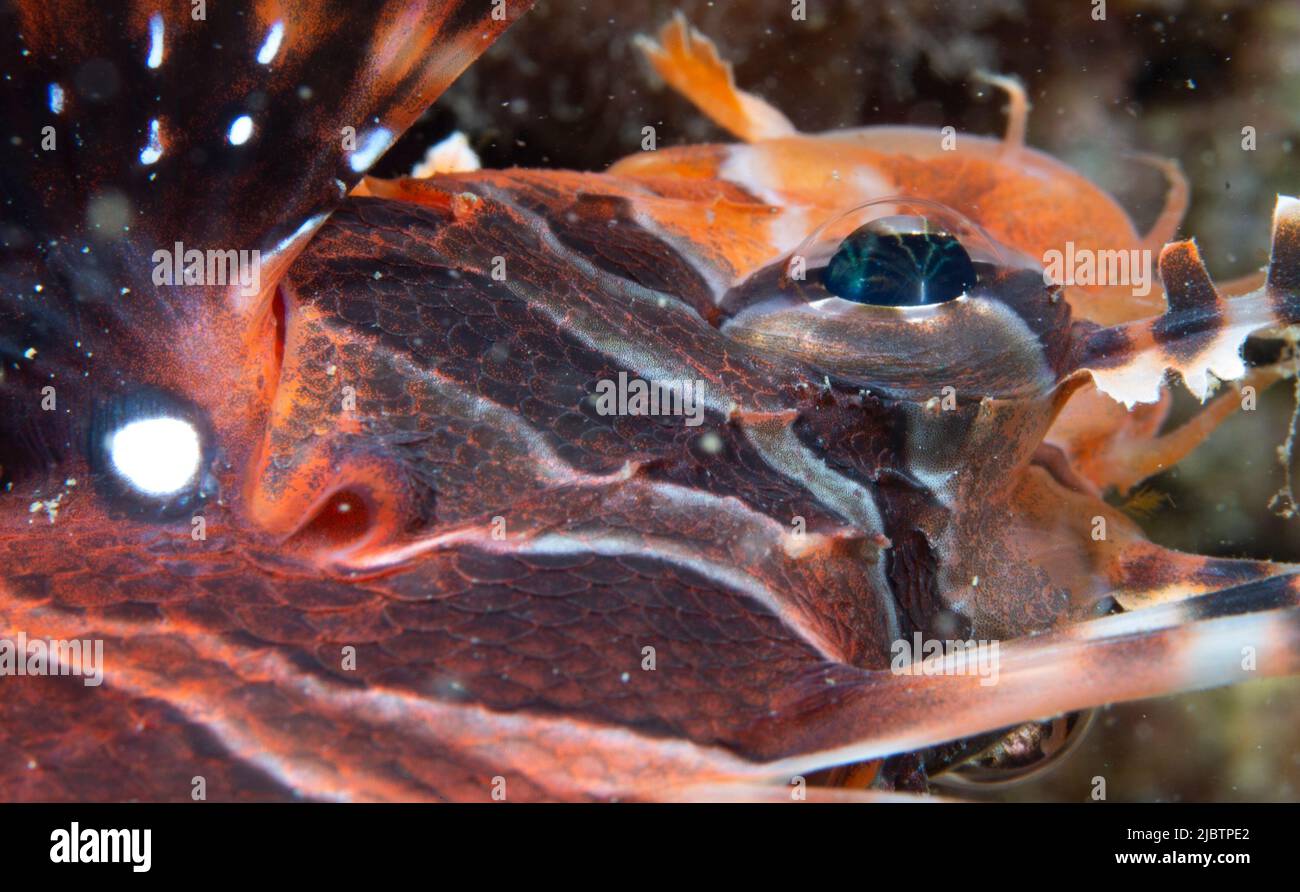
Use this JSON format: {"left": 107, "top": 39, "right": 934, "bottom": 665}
{"left": 379, "top": 0, "right": 1300, "bottom": 801}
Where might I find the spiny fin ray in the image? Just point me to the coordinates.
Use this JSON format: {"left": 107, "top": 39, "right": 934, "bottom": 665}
{"left": 1078, "top": 194, "right": 1300, "bottom": 407}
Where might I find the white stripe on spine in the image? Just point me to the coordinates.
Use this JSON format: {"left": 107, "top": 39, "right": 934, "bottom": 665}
{"left": 511, "top": 530, "right": 841, "bottom": 660}
{"left": 1089, "top": 291, "right": 1290, "bottom": 407}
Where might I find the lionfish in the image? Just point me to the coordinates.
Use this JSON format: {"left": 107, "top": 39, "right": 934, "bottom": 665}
{"left": 1, "top": 1, "right": 1297, "bottom": 801}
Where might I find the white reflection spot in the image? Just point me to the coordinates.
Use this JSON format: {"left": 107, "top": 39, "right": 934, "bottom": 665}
{"left": 257, "top": 21, "right": 285, "bottom": 65}
{"left": 349, "top": 127, "right": 393, "bottom": 172}
{"left": 139, "top": 118, "right": 163, "bottom": 165}
{"left": 228, "top": 115, "right": 254, "bottom": 145}
{"left": 108, "top": 417, "right": 201, "bottom": 496}
{"left": 146, "top": 14, "right": 164, "bottom": 69}
{"left": 48, "top": 83, "right": 64, "bottom": 115}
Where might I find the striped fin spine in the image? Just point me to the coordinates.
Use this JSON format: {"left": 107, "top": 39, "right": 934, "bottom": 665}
{"left": 1078, "top": 194, "right": 1300, "bottom": 407}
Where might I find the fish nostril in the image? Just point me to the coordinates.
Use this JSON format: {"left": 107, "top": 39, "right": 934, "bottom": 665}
{"left": 290, "top": 489, "right": 374, "bottom": 551}
{"left": 271, "top": 286, "right": 287, "bottom": 382}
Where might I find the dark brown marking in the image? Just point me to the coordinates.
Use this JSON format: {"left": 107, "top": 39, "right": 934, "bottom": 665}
{"left": 1152, "top": 240, "right": 1223, "bottom": 360}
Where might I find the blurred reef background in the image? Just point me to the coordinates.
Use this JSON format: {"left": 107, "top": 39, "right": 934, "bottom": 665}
{"left": 375, "top": 0, "right": 1300, "bottom": 801}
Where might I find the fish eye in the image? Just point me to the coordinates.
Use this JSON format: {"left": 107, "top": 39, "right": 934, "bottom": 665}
{"left": 820, "top": 221, "right": 977, "bottom": 307}
{"left": 934, "top": 710, "right": 1096, "bottom": 788}
{"left": 89, "top": 387, "right": 214, "bottom": 518}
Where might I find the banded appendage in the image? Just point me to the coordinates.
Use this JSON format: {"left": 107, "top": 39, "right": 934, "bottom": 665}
{"left": 2, "top": 9, "right": 1299, "bottom": 802}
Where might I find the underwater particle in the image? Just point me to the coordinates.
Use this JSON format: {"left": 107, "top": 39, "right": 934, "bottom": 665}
{"left": 257, "top": 21, "right": 285, "bottom": 65}
{"left": 139, "top": 119, "right": 163, "bottom": 165}
{"left": 86, "top": 190, "right": 131, "bottom": 238}
{"left": 697, "top": 431, "right": 724, "bottom": 454}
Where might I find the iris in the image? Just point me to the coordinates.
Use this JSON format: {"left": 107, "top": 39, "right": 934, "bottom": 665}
{"left": 821, "top": 224, "right": 976, "bottom": 306}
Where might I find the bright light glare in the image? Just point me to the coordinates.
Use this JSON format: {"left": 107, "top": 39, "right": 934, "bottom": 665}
{"left": 257, "top": 21, "right": 285, "bottom": 65}
{"left": 108, "top": 416, "right": 201, "bottom": 496}
{"left": 228, "top": 115, "right": 254, "bottom": 146}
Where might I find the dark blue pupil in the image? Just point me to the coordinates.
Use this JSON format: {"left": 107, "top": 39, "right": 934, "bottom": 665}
{"left": 820, "top": 227, "right": 976, "bottom": 306}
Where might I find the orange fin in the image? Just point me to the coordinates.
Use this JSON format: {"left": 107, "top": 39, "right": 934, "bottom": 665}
{"left": 635, "top": 13, "right": 796, "bottom": 143}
